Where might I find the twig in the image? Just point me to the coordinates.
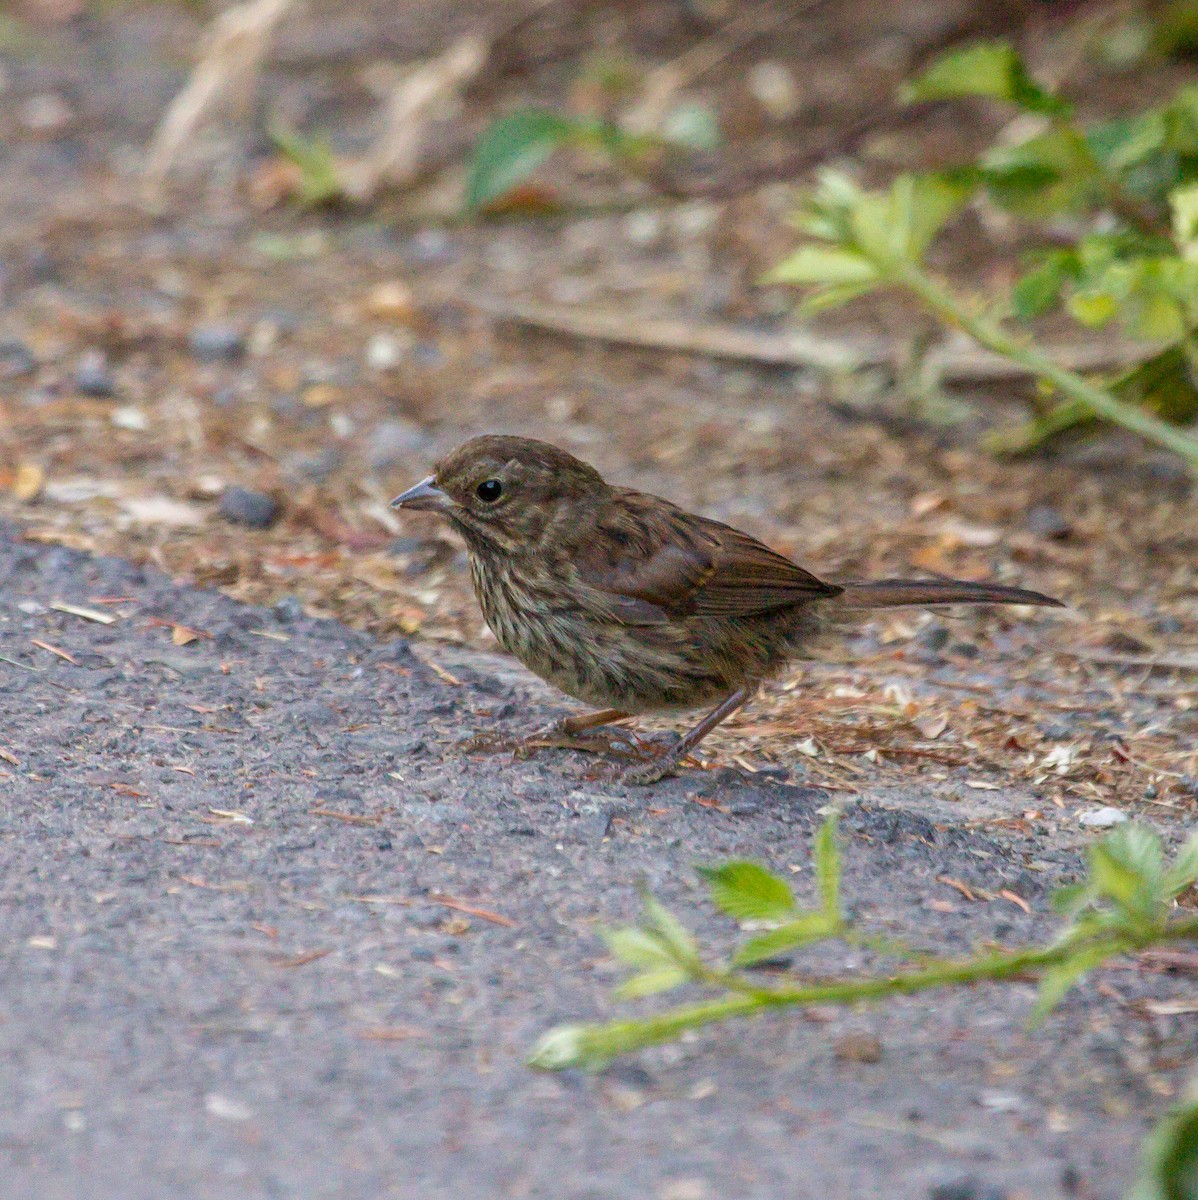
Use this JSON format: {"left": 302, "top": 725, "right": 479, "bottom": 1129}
{"left": 477, "top": 296, "right": 1163, "bottom": 383}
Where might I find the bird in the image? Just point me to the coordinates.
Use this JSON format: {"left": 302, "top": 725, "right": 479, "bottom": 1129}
{"left": 391, "top": 435, "right": 1062, "bottom": 785}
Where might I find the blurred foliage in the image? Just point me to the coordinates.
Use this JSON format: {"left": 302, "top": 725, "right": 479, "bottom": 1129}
{"left": 771, "top": 37, "right": 1198, "bottom": 468}
{"left": 530, "top": 817, "right": 1198, "bottom": 1072}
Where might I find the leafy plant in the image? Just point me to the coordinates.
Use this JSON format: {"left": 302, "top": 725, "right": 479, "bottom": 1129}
{"left": 1132, "top": 1085, "right": 1198, "bottom": 1200}
{"left": 465, "top": 104, "right": 708, "bottom": 214}
{"left": 529, "top": 815, "right": 1198, "bottom": 1071}
{"left": 269, "top": 127, "right": 345, "bottom": 208}
{"left": 771, "top": 38, "right": 1198, "bottom": 468}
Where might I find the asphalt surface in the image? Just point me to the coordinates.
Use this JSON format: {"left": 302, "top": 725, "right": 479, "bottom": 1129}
{"left": 0, "top": 525, "right": 1191, "bottom": 1200}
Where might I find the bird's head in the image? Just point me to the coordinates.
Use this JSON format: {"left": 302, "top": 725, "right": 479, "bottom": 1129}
{"left": 390, "top": 435, "right": 608, "bottom": 553}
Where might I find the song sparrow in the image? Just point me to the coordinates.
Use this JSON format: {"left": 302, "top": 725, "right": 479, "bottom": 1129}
{"left": 392, "top": 435, "right": 1062, "bottom": 785}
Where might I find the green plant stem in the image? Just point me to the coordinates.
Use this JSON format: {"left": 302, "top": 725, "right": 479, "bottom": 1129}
{"left": 894, "top": 263, "right": 1198, "bottom": 471}
{"left": 531, "top": 917, "right": 1198, "bottom": 1069}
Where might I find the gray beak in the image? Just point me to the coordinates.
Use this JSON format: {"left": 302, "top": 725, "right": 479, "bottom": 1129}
{"left": 389, "top": 476, "right": 451, "bottom": 512}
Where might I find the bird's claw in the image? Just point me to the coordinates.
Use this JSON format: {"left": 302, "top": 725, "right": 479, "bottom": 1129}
{"left": 621, "top": 757, "right": 678, "bottom": 786}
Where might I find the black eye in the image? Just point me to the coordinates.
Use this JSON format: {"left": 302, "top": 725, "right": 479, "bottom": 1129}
{"left": 475, "top": 478, "right": 503, "bottom": 503}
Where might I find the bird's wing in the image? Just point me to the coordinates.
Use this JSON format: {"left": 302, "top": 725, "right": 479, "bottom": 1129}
{"left": 574, "top": 489, "right": 840, "bottom": 625}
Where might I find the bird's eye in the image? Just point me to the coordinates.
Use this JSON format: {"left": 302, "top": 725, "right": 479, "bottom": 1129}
{"left": 475, "top": 478, "right": 503, "bottom": 503}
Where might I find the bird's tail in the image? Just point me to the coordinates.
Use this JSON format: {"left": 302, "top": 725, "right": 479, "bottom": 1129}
{"left": 836, "top": 579, "right": 1063, "bottom": 609}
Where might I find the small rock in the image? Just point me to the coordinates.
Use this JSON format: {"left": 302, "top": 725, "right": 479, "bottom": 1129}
{"left": 366, "top": 280, "right": 416, "bottom": 321}
{"left": 0, "top": 340, "right": 35, "bottom": 380}
{"left": 1025, "top": 504, "right": 1071, "bottom": 540}
{"left": 917, "top": 624, "right": 950, "bottom": 652}
{"left": 203, "top": 1093, "right": 254, "bottom": 1122}
{"left": 189, "top": 324, "right": 246, "bottom": 362}
{"left": 929, "top": 1174, "right": 1006, "bottom": 1200}
{"left": 365, "top": 333, "right": 407, "bottom": 371}
{"left": 1039, "top": 721, "right": 1073, "bottom": 741}
{"left": 218, "top": 486, "right": 278, "bottom": 529}
{"left": 747, "top": 61, "right": 802, "bottom": 120}
{"left": 833, "top": 1032, "right": 883, "bottom": 1063}
{"left": 19, "top": 92, "right": 73, "bottom": 135}
{"left": 110, "top": 405, "right": 147, "bottom": 431}
{"left": 74, "top": 350, "right": 114, "bottom": 397}
{"left": 272, "top": 596, "right": 304, "bottom": 623}
{"left": 625, "top": 210, "right": 663, "bottom": 246}
{"left": 1078, "top": 806, "right": 1128, "bottom": 828}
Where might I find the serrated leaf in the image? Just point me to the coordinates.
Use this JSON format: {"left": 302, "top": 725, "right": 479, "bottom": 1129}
{"left": 814, "top": 813, "right": 841, "bottom": 920}
{"left": 765, "top": 246, "right": 878, "bottom": 287}
{"left": 1029, "top": 942, "right": 1115, "bottom": 1024}
{"left": 602, "top": 926, "right": 677, "bottom": 970}
{"left": 698, "top": 861, "right": 796, "bottom": 923}
{"left": 732, "top": 913, "right": 837, "bottom": 966}
{"left": 466, "top": 109, "right": 577, "bottom": 212}
{"left": 1012, "top": 250, "right": 1077, "bottom": 319}
{"left": 1129, "top": 1095, "right": 1198, "bottom": 1200}
{"left": 1163, "top": 833, "right": 1198, "bottom": 899}
{"left": 981, "top": 128, "right": 1099, "bottom": 217}
{"left": 797, "top": 281, "right": 881, "bottom": 314}
{"left": 614, "top": 965, "right": 689, "bottom": 999}
{"left": 902, "top": 40, "right": 1067, "bottom": 116}
{"left": 641, "top": 893, "right": 701, "bottom": 966}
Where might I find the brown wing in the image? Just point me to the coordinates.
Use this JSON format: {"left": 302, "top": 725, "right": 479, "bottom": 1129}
{"left": 575, "top": 488, "right": 840, "bottom": 625}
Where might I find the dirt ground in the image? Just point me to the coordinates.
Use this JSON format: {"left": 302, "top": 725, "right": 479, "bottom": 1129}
{"left": 1, "top": 1, "right": 1197, "bottom": 1197}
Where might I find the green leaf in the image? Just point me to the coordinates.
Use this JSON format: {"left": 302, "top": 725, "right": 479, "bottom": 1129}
{"left": 1130, "top": 1095, "right": 1198, "bottom": 1200}
{"left": 698, "top": 861, "right": 796, "bottom": 923}
{"left": 641, "top": 892, "right": 701, "bottom": 967}
{"left": 1163, "top": 833, "right": 1198, "bottom": 899}
{"left": 270, "top": 127, "right": 344, "bottom": 207}
{"left": 1029, "top": 942, "right": 1116, "bottom": 1024}
{"left": 1172, "top": 182, "right": 1198, "bottom": 256}
{"left": 603, "top": 926, "right": 677, "bottom": 970}
{"left": 466, "top": 109, "right": 577, "bottom": 212}
{"left": 1012, "top": 250, "right": 1078, "bottom": 319}
{"left": 765, "top": 246, "right": 879, "bottom": 288}
{"left": 1067, "top": 288, "right": 1121, "bottom": 327}
{"left": 981, "top": 127, "right": 1100, "bottom": 217}
{"left": 814, "top": 813, "right": 842, "bottom": 920}
{"left": 902, "top": 40, "right": 1068, "bottom": 116}
{"left": 733, "top": 914, "right": 837, "bottom": 966}
{"left": 527, "top": 1023, "right": 596, "bottom": 1071}
{"left": 615, "top": 965, "right": 689, "bottom": 999}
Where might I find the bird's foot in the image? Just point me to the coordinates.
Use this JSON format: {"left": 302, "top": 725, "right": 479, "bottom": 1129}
{"left": 515, "top": 722, "right": 664, "bottom": 761}
{"left": 619, "top": 748, "right": 686, "bottom": 787}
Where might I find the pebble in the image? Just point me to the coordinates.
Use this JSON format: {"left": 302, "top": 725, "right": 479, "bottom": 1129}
{"left": 110, "top": 406, "right": 148, "bottom": 431}
{"left": 75, "top": 350, "right": 115, "bottom": 397}
{"left": 833, "top": 1033, "right": 883, "bottom": 1063}
{"left": 189, "top": 324, "right": 246, "bottom": 362}
{"left": 1025, "top": 504, "right": 1071, "bottom": 540}
{"left": 1078, "top": 807, "right": 1128, "bottom": 828}
{"left": 272, "top": 596, "right": 304, "bottom": 623}
{"left": 0, "top": 340, "right": 35, "bottom": 379}
{"left": 928, "top": 1174, "right": 1006, "bottom": 1200}
{"left": 365, "top": 280, "right": 416, "bottom": 321}
{"left": 747, "top": 61, "right": 802, "bottom": 120}
{"left": 365, "top": 333, "right": 406, "bottom": 371}
{"left": 19, "top": 92, "right": 74, "bottom": 135}
{"left": 218, "top": 486, "right": 279, "bottom": 529}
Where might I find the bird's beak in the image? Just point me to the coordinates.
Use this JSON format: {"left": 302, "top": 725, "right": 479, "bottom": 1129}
{"left": 390, "top": 476, "right": 452, "bottom": 512}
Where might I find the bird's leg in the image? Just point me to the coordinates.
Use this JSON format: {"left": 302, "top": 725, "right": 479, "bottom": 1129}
{"left": 623, "top": 685, "right": 757, "bottom": 786}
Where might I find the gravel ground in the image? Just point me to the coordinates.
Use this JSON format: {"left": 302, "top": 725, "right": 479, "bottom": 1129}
{"left": 1, "top": 524, "right": 1194, "bottom": 1200}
